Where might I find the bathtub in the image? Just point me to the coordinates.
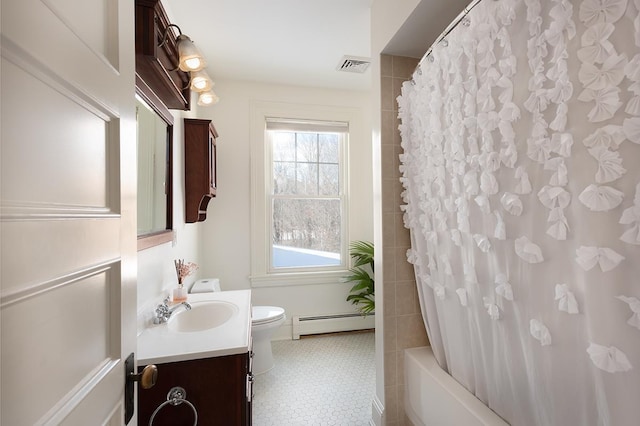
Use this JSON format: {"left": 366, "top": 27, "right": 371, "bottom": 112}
{"left": 404, "top": 347, "right": 509, "bottom": 426}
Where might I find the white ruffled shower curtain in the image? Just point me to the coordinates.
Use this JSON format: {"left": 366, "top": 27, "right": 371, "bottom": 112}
{"left": 397, "top": 0, "right": 640, "bottom": 424}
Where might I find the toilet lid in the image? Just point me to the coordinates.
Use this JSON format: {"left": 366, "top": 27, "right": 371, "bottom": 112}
{"left": 252, "top": 306, "right": 285, "bottom": 325}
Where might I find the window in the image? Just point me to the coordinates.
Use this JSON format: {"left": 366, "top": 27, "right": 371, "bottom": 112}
{"left": 250, "top": 101, "right": 363, "bottom": 288}
{"left": 267, "top": 119, "right": 348, "bottom": 271}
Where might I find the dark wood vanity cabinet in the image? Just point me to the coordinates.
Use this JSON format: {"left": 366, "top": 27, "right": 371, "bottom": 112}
{"left": 184, "top": 119, "right": 218, "bottom": 223}
{"left": 138, "top": 352, "right": 252, "bottom": 425}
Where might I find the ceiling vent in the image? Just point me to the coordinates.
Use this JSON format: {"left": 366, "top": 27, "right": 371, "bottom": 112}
{"left": 336, "top": 56, "right": 371, "bottom": 73}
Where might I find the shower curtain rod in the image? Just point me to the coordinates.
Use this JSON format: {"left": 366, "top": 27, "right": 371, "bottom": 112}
{"left": 414, "top": 0, "right": 485, "bottom": 75}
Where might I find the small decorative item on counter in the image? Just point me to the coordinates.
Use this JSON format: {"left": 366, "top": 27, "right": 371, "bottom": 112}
{"left": 171, "top": 286, "right": 187, "bottom": 303}
{"left": 172, "top": 259, "right": 198, "bottom": 302}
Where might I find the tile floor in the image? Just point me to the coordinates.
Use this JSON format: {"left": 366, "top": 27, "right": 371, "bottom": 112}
{"left": 252, "top": 331, "right": 376, "bottom": 426}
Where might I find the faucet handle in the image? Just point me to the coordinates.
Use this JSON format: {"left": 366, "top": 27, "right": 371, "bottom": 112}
{"left": 153, "top": 299, "right": 171, "bottom": 324}
{"left": 153, "top": 297, "right": 190, "bottom": 325}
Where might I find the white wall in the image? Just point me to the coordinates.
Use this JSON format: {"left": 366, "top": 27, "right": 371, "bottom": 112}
{"left": 192, "top": 79, "right": 374, "bottom": 339}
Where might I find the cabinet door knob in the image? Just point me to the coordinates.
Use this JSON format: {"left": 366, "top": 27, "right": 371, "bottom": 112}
{"left": 131, "top": 364, "right": 158, "bottom": 389}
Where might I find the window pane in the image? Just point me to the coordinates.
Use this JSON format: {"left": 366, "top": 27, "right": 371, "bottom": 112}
{"left": 295, "top": 163, "right": 318, "bottom": 195}
{"left": 318, "top": 134, "right": 339, "bottom": 163}
{"left": 273, "top": 132, "right": 295, "bottom": 161}
{"left": 319, "top": 164, "right": 339, "bottom": 195}
{"left": 266, "top": 121, "right": 347, "bottom": 272}
{"left": 296, "top": 133, "right": 317, "bottom": 162}
{"left": 272, "top": 198, "right": 342, "bottom": 268}
{"left": 273, "top": 161, "right": 296, "bottom": 194}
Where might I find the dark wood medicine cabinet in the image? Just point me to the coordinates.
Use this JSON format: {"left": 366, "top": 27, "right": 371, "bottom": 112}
{"left": 184, "top": 118, "right": 218, "bottom": 223}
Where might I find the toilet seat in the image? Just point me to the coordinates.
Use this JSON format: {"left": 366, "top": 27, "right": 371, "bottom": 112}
{"left": 252, "top": 306, "right": 285, "bottom": 325}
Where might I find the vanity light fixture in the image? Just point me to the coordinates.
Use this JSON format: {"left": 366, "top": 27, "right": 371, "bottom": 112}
{"left": 160, "top": 23, "right": 218, "bottom": 106}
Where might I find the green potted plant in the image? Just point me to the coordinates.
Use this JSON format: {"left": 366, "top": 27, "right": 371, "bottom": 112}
{"left": 344, "top": 240, "right": 375, "bottom": 315}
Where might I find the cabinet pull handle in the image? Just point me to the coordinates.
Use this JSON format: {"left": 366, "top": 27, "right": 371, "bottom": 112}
{"left": 246, "top": 373, "right": 254, "bottom": 402}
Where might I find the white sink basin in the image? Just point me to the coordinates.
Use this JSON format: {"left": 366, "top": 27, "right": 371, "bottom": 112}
{"left": 138, "top": 290, "right": 252, "bottom": 365}
{"left": 167, "top": 300, "right": 237, "bottom": 333}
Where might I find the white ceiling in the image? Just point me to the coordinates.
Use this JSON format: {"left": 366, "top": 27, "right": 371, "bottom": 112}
{"left": 164, "top": 0, "right": 472, "bottom": 91}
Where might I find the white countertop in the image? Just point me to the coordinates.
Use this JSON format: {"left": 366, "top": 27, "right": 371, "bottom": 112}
{"left": 138, "top": 290, "right": 252, "bottom": 365}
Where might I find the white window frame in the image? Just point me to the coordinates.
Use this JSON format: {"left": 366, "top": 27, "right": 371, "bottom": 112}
{"left": 250, "top": 101, "right": 360, "bottom": 288}
{"left": 266, "top": 119, "right": 348, "bottom": 273}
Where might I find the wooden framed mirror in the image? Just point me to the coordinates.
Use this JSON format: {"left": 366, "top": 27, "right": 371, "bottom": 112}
{"left": 136, "top": 76, "right": 174, "bottom": 251}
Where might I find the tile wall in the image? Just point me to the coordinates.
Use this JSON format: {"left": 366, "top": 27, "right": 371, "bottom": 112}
{"left": 380, "top": 54, "right": 430, "bottom": 426}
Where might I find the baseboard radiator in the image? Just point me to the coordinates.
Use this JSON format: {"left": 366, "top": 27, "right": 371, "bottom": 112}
{"left": 291, "top": 313, "right": 375, "bottom": 339}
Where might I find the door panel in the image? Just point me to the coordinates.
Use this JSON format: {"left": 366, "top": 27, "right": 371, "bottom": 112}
{"left": 1, "top": 220, "right": 121, "bottom": 293}
{"left": 2, "top": 0, "right": 126, "bottom": 103}
{"left": 2, "top": 263, "right": 121, "bottom": 425}
{"left": 2, "top": 58, "right": 111, "bottom": 207}
{"left": 43, "top": 0, "right": 120, "bottom": 67}
{"left": 1, "top": 0, "right": 136, "bottom": 424}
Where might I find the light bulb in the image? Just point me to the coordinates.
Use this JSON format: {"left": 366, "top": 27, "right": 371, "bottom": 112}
{"left": 193, "top": 78, "right": 207, "bottom": 90}
{"left": 197, "top": 90, "right": 219, "bottom": 106}
{"left": 189, "top": 70, "right": 213, "bottom": 92}
{"left": 176, "top": 34, "right": 205, "bottom": 72}
{"left": 184, "top": 57, "right": 203, "bottom": 71}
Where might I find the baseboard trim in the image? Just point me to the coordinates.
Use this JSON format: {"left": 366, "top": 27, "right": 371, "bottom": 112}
{"left": 371, "top": 394, "right": 384, "bottom": 426}
{"left": 292, "top": 314, "right": 375, "bottom": 339}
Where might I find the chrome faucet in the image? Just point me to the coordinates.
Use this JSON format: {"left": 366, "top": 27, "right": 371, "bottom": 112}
{"left": 153, "top": 298, "right": 192, "bottom": 324}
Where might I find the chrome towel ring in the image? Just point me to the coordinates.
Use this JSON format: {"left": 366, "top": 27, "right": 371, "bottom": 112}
{"left": 149, "top": 386, "right": 198, "bottom": 426}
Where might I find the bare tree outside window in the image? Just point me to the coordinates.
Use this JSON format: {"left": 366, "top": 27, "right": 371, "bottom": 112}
{"left": 269, "top": 128, "right": 345, "bottom": 269}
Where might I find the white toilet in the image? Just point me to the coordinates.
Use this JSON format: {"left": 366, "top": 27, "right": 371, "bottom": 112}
{"left": 250, "top": 305, "right": 286, "bottom": 374}
{"left": 189, "top": 278, "right": 286, "bottom": 375}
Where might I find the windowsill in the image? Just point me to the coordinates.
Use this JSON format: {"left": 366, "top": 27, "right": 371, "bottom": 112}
{"left": 250, "top": 269, "right": 350, "bottom": 288}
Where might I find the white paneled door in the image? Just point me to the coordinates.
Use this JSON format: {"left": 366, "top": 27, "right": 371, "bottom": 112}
{"left": 1, "top": 0, "right": 137, "bottom": 424}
